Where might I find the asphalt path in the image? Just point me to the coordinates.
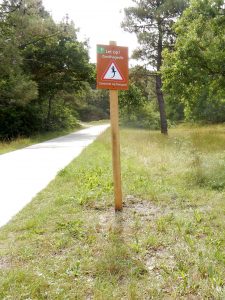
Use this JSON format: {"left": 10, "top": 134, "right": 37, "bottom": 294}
{"left": 0, "top": 124, "right": 110, "bottom": 227}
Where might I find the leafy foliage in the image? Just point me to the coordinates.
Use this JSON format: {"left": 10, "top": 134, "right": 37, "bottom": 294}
{"left": 122, "top": 0, "right": 189, "bottom": 133}
{"left": 0, "top": 0, "right": 94, "bottom": 139}
{"left": 119, "top": 67, "right": 160, "bottom": 129}
{"left": 0, "top": 103, "right": 41, "bottom": 139}
{"left": 119, "top": 82, "right": 160, "bottom": 129}
{"left": 162, "top": 0, "right": 225, "bottom": 122}
{"left": 76, "top": 86, "right": 110, "bottom": 122}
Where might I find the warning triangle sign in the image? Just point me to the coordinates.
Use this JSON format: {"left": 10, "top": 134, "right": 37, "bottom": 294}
{"left": 102, "top": 62, "right": 124, "bottom": 81}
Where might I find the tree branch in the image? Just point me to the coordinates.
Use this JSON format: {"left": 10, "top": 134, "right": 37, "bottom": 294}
{"left": 19, "top": 31, "right": 62, "bottom": 49}
{"left": 0, "top": 0, "right": 23, "bottom": 15}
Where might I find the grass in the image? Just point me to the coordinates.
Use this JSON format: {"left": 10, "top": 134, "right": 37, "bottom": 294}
{"left": 0, "top": 121, "right": 110, "bottom": 155}
{"left": 0, "top": 127, "right": 82, "bottom": 155}
{"left": 0, "top": 124, "right": 225, "bottom": 299}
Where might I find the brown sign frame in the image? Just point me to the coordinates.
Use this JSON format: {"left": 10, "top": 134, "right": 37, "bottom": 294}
{"left": 96, "top": 44, "right": 128, "bottom": 90}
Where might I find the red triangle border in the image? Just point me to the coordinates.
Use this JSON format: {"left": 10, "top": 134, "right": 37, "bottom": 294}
{"left": 101, "top": 60, "right": 125, "bottom": 82}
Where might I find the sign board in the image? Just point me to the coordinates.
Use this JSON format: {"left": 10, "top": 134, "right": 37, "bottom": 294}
{"left": 96, "top": 44, "right": 128, "bottom": 90}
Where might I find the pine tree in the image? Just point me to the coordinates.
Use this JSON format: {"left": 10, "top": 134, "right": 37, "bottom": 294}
{"left": 122, "top": 0, "right": 189, "bottom": 134}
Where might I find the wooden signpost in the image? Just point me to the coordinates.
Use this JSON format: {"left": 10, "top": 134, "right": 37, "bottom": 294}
{"left": 97, "top": 41, "right": 128, "bottom": 211}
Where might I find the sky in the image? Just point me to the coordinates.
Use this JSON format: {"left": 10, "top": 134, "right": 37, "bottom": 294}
{"left": 42, "top": 0, "right": 138, "bottom": 64}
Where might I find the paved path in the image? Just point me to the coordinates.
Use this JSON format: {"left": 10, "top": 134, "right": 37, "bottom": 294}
{"left": 0, "top": 124, "right": 110, "bottom": 227}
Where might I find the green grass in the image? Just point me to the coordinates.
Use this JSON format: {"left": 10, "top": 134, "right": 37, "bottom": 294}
{"left": 0, "top": 128, "right": 82, "bottom": 155}
{"left": 0, "top": 125, "right": 225, "bottom": 299}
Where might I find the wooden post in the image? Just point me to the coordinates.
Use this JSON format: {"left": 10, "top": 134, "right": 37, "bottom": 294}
{"left": 110, "top": 41, "right": 122, "bottom": 211}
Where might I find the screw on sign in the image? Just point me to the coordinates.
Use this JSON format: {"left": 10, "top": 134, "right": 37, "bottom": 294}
{"left": 96, "top": 42, "right": 129, "bottom": 211}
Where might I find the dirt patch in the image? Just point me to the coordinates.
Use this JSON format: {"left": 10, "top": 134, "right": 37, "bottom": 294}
{"left": 145, "top": 247, "right": 176, "bottom": 273}
{"left": 98, "top": 195, "right": 162, "bottom": 229}
{"left": 96, "top": 196, "right": 177, "bottom": 277}
{"left": 124, "top": 195, "right": 162, "bottom": 218}
{"left": 0, "top": 256, "right": 11, "bottom": 270}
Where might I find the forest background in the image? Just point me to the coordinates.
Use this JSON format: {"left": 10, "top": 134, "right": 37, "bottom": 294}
{"left": 0, "top": 0, "right": 224, "bottom": 140}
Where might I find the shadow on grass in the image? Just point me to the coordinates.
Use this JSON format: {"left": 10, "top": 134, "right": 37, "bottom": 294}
{"left": 93, "top": 210, "right": 147, "bottom": 297}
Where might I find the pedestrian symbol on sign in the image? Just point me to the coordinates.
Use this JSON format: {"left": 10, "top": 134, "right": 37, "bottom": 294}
{"left": 111, "top": 65, "right": 116, "bottom": 78}
{"left": 103, "top": 62, "right": 123, "bottom": 81}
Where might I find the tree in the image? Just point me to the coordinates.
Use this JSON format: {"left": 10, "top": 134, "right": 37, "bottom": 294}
{"left": 162, "top": 0, "right": 225, "bottom": 122}
{"left": 0, "top": 0, "right": 40, "bottom": 138}
{"left": 23, "top": 19, "right": 93, "bottom": 129}
{"left": 122, "top": 0, "right": 189, "bottom": 134}
{"left": 0, "top": 0, "right": 38, "bottom": 106}
{"left": 129, "top": 65, "right": 156, "bottom": 100}
{"left": 119, "top": 83, "right": 146, "bottom": 116}
{"left": 0, "top": 0, "right": 95, "bottom": 137}
{"left": 119, "top": 67, "right": 161, "bottom": 129}
{"left": 74, "top": 84, "right": 110, "bottom": 122}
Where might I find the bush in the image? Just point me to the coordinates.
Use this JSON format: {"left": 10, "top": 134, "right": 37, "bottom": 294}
{"left": 0, "top": 99, "right": 79, "bottom": 140}
{"left": 120, "top": 102, "right": 160, "bottom": 130}
{"left": 0, "top": 104, "right": 41, "bottom": 140}
{"left": 78, "top": 105, "right": 109, "bottom": 122}
{"left": 45, "top": 103, "right": 79, "bottom": 131}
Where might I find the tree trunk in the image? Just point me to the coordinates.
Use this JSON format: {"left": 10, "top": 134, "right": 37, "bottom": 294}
{"left": 156, "top": 75, "right": 168, "bottom": 134}
{"left": 46, "top": 96, "right": 52, "bottom": 130}
{"left": 156, "top": 15, "right": 168, "bottom": 135}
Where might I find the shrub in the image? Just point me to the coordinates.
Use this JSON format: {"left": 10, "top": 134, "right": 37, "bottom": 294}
{"left": 0, "top": 104, "right": 41, "bottom": 140}
{"left": 120, "top": 102, "right": 160, "bottom": 130}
